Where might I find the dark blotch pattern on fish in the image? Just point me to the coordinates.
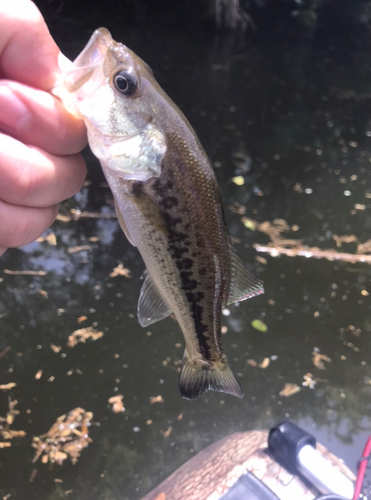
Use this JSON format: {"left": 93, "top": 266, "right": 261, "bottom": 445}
{"left": 153, "top": 175, "right": 212, "bottom": 361}
{"left": 161, "top": 196, "right": 178, "bottom": 209}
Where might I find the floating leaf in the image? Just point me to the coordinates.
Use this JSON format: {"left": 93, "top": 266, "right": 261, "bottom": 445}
{"left": 279, "top": 383, "right": 301, "bottom": 397}
{"left": 150, "top": 395, "right": 164, "bottom": 404}
{"left": 312, "top": 351, "right": 331, "bottom": 370}
{"left": 241, "top": 218, "right": 256, "bottom": 231}
{"left": 259, "top": 357, "right": 270, "bottom": 369}
{"left": 108, "top": 395, "right": 125, "bottom": 413}
{"left": 251, "top": 320, "right": 268, "bottom": 332}
{"left": 232, "top": 176, "right": 245, "bottom": 186}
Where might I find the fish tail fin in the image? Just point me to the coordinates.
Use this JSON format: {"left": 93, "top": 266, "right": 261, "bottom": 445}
{"left": 178, "top": 353, "right": 243, "bottom": 400}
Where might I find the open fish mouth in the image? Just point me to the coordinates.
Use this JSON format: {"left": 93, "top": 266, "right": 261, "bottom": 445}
{"left": 52, "top": 28, "right": 114, "bottom": 116}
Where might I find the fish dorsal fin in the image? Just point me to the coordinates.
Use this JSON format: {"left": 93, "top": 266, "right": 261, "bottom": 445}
{"left": 138, "top": 271, "right": 172, "bottom": 327}
{"left": 227, "top": 249, "right": 264, "bottom": 305}
{"left": 114, "top": 199, "right": 136, "bottom": 247}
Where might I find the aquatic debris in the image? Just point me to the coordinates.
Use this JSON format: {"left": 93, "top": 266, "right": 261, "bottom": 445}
{"left": 0, "top": 383, "right": 16, "bottom": 391}
{"left": 303, "top": 373, "right": 317, "bottom": 389}
{"left": 36, "top": 232, "right": 57, "bottom": 246}
{"left": 333, "top": 234, "right": 358, "bottom": 248}
{"left": 312, "top": 351, "right": 332, "bottom": 370}
{"left": 56, "top": 212, "right": 71, "bottom": 223}
{"left": 149, "top": 395, "right": 164, "bottom": 405}
{"left": 3, "top": 269, "right": 47, "bottom": 276}
{"left": 243, "top": 216, "right": 371, "bottom": 264}
{"left": 302, "top": 372, "right": 327, "bottom": 389}
{"left": 67, "top": 245, "right": 92, "bottom": 254}
{"left": 255, "top": 245, "right": 371, "bottom": 264}
{"left": 357, "top": 240, "right": 371, "bottom": 254}
{"left": 251, "top": 319, "right": 268, "bottom": 332}
{"left": 0, "top": 398, "right": 26, "bottom": 448}
{"left": 108, "top": 395, "right": 125, "bottom": 413}
{"left": 279, "top": 383, "right": 301, "bottom": 397}
{"left": 77, "top": 316, "right": 88, "bottom": 323}
{"left": 69, "top": 209, "right": 116, "bottom": 221}
{"left": 259, "top": 358, "right": 270, "bottom": 369}
{"left": 343, "top": 342, "right": 360, "bottom": 353}
{"left": 50, "top": 344, "right": 62, "bottom": 353}
{"left": 0, "top": 347, "right": 11, "bottom": 360}
{"left": 347, "top": 325, "right": 361, "bottom": 337}
{"left": 67, "top": 327, "right": 104, "bottom": 348}
{"left": 255, "top": 256, "right": 267, "bottom": 265}
{"left": 228, "top": 201, "right": 246, "bottom": 215}
{"left": 29, "top": 469, "right": 38, "bottom": 482}
{"left": 242, "top": 218, "right": 256, "bottom": 230}
{"left": 32, "top": 407, "right": 93, "bottom": 465}
{"left": 109, "top": 263, "right": 131, "bottom": 278}
{"left": 256, "top": 219, "right": 291, "bottom": 243}
{"left": 231, "top": 176, "right": 244, "bottom": 186}
{"left": 162, "top": 426, "right": 172, "bottom": 438}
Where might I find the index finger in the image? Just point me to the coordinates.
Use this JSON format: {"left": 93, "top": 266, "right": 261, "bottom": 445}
{"left": 0, "top": 0, "right": 61, "bottom": 90}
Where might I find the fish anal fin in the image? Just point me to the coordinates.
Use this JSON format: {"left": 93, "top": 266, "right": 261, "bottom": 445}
{"left": 114, "top": 199, "right": 136, "bottom": 247}
{"left": 138, "top": 272, "right": 172, "bottom": 327}
{"left": 178, "top": 354, "right": 243, "bottom": 400}
{"left": 227, "top": 250, "right": 264, "bottom": 305}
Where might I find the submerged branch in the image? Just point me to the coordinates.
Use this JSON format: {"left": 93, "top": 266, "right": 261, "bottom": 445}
{"left": 3, "top": 270, "right": 47, "bottom": 276}
{"left": 255, "top": 245, "right": 371, "bottom": 264}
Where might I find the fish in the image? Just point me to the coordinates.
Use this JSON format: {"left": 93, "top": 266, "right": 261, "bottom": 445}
{"left": 53, "top": 28, "right": 264, "bottom": 400}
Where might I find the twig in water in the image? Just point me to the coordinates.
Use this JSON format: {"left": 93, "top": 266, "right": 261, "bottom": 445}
{"left": 3, "top": 270, "right": 47, "bottom": 276}
{"left": 255, "top": 245, "right": 371, "bottom": 264}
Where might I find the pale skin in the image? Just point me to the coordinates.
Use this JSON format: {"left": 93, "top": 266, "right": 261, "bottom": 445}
{"left": 0, "top": 0, "right": 87, "bottom": 256}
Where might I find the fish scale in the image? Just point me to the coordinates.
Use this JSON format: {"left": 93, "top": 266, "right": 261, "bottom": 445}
{"left": 53, "top": 27, "right": 264, "bottom": 400}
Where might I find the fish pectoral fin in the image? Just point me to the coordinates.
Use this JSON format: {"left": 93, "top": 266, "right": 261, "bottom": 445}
{"left": 137, "top": 272, "right": 172, "bottom": 327}
{"left": 178, "top": 354, "right": 243, "bottom": 400}
{"left": 227, "top": 250, "right": 264, "bottom": 305}
{"left": 114, "top": 200, "right": 136, "bottom": 246}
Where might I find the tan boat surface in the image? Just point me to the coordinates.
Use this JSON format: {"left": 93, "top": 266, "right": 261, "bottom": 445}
{"left": 141, "top": 430, "right": 356, "bottom": 500}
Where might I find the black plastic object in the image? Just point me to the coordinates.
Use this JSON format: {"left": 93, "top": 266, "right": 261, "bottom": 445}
{"left": 268, "top": 420, "right": 316, "bottom": 474}
{"left": 219, "top": 471, "right": 280, "bottom": 500}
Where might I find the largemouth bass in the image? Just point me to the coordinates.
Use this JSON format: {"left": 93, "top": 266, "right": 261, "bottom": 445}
{"left": 53, "top": 28, "right": 263, "bottom": 400}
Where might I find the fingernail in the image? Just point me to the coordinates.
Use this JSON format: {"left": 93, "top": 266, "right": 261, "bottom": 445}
{"left": 0, "top": 84, "right": 31, "bottom": 133}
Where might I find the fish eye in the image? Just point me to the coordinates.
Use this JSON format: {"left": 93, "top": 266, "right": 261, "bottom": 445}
{"left": 113, "top": 69, "right": 138, "bottom": 96}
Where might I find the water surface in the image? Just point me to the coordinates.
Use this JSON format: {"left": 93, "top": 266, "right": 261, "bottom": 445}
{"left": 0, "top": 2, "right": 370, "bottom": 498}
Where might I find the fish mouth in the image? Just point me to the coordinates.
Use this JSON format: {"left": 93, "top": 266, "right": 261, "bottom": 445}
{"left": 61, "top": 28, "right": 112, "bottom": 94}
{"left": 89, "top": 130, "right": 137, "bottom": 146}
{"left": 52, "top": 28, "right": 113, "bottom": 115}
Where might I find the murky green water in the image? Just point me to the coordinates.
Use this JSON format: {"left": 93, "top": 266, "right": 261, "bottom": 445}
{"left": 0, "top": 1, "right": 370, "bottom": 498}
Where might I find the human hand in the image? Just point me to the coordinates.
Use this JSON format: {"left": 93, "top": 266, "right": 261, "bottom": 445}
{"left": 0, "top": 0, "right": 87, "bottom": 256}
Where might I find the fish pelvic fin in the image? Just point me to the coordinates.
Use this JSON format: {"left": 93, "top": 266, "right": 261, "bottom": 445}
{"left": 138, "top": 271, "right": 172, "bottom": 327}
{"left": 178, "top": 354, "right": 243, "bottom": 401}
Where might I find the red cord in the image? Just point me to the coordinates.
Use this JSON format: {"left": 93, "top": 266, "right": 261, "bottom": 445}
{"left": 353, "top": 435, "right": 371, "bottom": 500}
